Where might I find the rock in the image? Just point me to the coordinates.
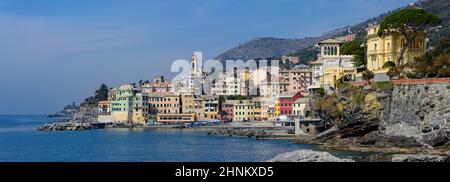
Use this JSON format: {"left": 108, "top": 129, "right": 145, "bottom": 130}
{"left": 375, "top": 135, "right": 423, "bottom": 148}
{"left": 338, "top": 117, "right": 379, "bottom": 138}
{"left": 208, "top": 128, "right": 268, "bottom": 138}
{"left": 355, "top": 131, "right": 379, "bottom": 145}
{"left": 267, "top": 150, "right": 354, "bottom": 162}
{"left": 381, "top": 84, "right": 449, "bottom": 136}
{"left": 292, "top": 135, "right": 314, "bottom": 144}
{"left": 312, "top": 127, "right": 337, "bottom": 142}
{"left": 392, "top": 154, "right": 450, "bottom": 162}
{"left": 418, "top": 128, "right": 448, "bottom": 147}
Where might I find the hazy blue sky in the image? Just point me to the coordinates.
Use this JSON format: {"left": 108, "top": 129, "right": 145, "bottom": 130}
{"left": 0, "top": 0, "right": 416, "bottom": 114}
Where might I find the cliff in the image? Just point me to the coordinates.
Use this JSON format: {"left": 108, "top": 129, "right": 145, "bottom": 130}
{"left": 299, "top": 82, "right": 450, "bottom": 155}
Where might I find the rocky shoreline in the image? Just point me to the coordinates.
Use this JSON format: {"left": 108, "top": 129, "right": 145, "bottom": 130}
{"left": 36, "top": 121, "right": 146, "bottom": 131}
{"left": 207, "top": 127, "right": 296, "bottom": 140}
{"left": 267, "top": 150, "right": 355, "bottom": 162}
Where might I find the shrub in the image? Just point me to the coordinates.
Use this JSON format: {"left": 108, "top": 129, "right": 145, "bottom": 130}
{"left": 383, "top": 61, "right": 396, "bottom": 68}
{"left": 406, "top": 72, "right": 422, "bottom": 79}
{"left": 314, "top": 88, "right": 326, "bottom": 97}
{"left": 316, "top": 94, "right": 343, "bottom": 120}
{"left": 336, "top": 81, "right": 351, "bottom": 91}
{"left": 375, "top": 81, "right": 394, "bottom": 91}
{"left": 387, "top": 67, "right": 401, "bottom": 79}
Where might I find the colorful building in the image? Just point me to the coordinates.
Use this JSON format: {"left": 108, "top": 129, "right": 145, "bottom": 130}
{"left": 280, "top": 68, "right": 312, "bottom": 96}
{"left": 318, "top": 39, "right": 356, "bottom": 89}
{"left": 193, "top": 96, "right": 205, "bottom": 121}
{"left": 141, "top": 76, "right": 172, "bottom": 94}
{"left": 211, "top": 70, "right": 246, "bottom": 96}
{"left": 249, "top": 98, "right": 262, "bottom": 121}
{"left": 282, "top": 56, "right": 300, "bottom": 64}
{"left": 111, "top": 84, "right": 147, "bottom": 124}
{"left": 274, "top": 99, "right": 281, "bottom": 117}
{"left": 221, "top": 100, "right": 239, "bottom": 121}
{"left": 278, "top": 92, "right": 304, "bottom": 116}
{"left": 148, "top": 93, "right": 181, "bottom": 115}
{"left": 97, "top": 101, "right": 112, "bottom": 123}
{"left": 181, "top": 94, "right": 195, "bottom": 114}
{"left": 233, "top": 100, "right": 253, "bottom": 122}
{"left": 203, "top": 96, "right": 219, "bottom": 120}
{"left": 334, "top": 34, "right": 356, "bottom": 43}
{"left": 366, "top": 24, "right": 426, "bottom": 73}
{"left": 131, "top": 92, "right": 149, "bottom": 124}
{"left": 293, "top": 98, "right": 309, "bottom": 117}
{"left": 308, "top": 59, "right": 323, "bottom": 89}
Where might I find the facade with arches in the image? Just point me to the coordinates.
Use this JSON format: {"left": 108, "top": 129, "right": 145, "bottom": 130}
{"left": 317, "top": 39, "right": 356, "bottom": 89}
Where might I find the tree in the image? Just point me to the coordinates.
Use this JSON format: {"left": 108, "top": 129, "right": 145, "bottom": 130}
{"left": 95, "top": 84, "right": 109, "bottom": 102}
{"left": 340, "top": 40, "right": 367, "bottom": 67}
{"left": 412, "top": 33, "right": 450, "bottom": 78}
{"left": 378, "top": 8, "right": 441, "bottom": 65}
{"left": 362, "top": 70, "right": 375, "bottom": 85}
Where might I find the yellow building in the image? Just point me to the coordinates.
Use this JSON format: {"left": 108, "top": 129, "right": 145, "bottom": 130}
{"left": 259, "top": 97, "right": 274, "bottom": 121}
{"left": 249, "top": 98, "right": 262, "bottom": 121}
{"left": 366, "top": 24, "right": 426, "bottom": 73}
{"left": 274, "top": 99, "right": 280, "bottom": 117}
{"left": 318, "top": 39, "right": 356, "bottom": 88}
{"left": 203, "top": 96, "right": 219, "bottom": 120}
{"left": 131, "top": 93, "right": 149, "bottom": 124}
{"left": 111, "top": 84, "right": 148, "bottom": 125}
{"left": 194, "top": 97, "right": 205, "bottom": 121}
{"left": 181, "top": 94, "right": 195, "bottom": 114}
{"left": 148, "top": 93, "right": 181, "bottom": 115}
{"left": 233, "top": 100, "right": 253, "bottom": 122}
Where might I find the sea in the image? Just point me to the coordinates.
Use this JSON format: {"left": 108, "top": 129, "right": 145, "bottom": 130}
{"left": 0, "top": 115, "right": 371, "bottom": 162}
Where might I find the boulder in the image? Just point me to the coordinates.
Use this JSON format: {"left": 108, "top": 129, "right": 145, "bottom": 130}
{"left": 392, "top": 154, "right": 450, "bottom": 162}
{"left": 312, "top": 127, "right": 337, "bottom": 142}
{"left": 375, "top": 135, "right": 423, "bottom": 148}
{"left": 267, "top": 150, "right": 354, "bottom": 162}
{"left": 418, "top": 128, "right": 448, "bottom": 147}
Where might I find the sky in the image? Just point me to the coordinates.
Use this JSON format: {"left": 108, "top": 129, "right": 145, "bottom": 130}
{"left": 0, "top": 0, "right": 417, "bottom": 114}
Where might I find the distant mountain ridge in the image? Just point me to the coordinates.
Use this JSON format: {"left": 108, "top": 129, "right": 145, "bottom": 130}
{"left": 214, "top": 30, "right": 347, "bottom": 62}
{"left": 214, "top": 0, "right": 450, "bottom": 63}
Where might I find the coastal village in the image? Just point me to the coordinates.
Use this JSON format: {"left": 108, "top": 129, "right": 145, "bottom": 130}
{"left": 91, "top": 22, "right": 434, "bottom": 130}
{"left": 39, "top": 6, "right": 450, "bottom": 161}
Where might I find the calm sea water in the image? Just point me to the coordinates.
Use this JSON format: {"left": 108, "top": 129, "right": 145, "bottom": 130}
{"left": 0, "top": 115, "right": 369, "bottom": 162}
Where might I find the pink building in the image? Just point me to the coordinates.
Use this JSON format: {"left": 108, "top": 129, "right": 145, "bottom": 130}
{"left": 220, "top": 100, "right": 239, "bottom": 122}
{"left": 280, "top": 68, "right": 312, "bottom": 96}
{"left": 335, "top": 34, "right": 356, "bottom": 43}
{"left": 142, "top": 76, "right": 172, "bottom": 94}
{"left": 278, "top": 92, "right": 304, "bottom": 116}
{"left": 282, "top": 56, "right": 300, "bottom": 64}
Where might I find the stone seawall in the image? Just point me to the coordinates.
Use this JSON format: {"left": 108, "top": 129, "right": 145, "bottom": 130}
{"left": 381, "top": 83, "right": 450, "bottom": 136}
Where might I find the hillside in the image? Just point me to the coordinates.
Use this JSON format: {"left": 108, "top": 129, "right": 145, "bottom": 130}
{"left": 214, "top": 28, "right": 349, "bottom": 61}
{"left": 215, "top": 0, "right": 450, "bottom": 63}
